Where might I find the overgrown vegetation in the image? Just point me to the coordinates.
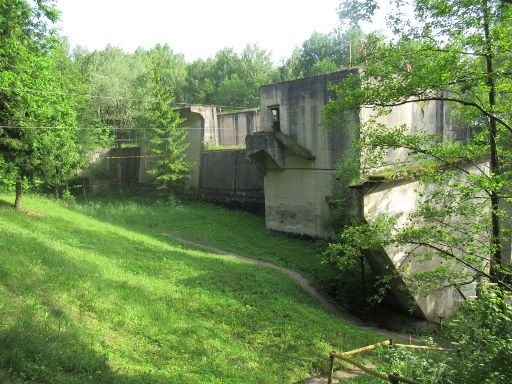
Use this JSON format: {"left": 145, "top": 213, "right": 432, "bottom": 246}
{"left": 2, "top": 0, "right": 512, "bottom": 381}
{"left": 0, "top": 0, "right": 105, "bottom": 209}
{"left": 323, "top": 0, "right": 512, "bottom": 382}
{"left": 145, "top": 56, "right": 190, "bottom": 194}
{"left": 1, "top": 0, "right": 363, "bottom": 208}
{"left": 3, "top": 194, "right": 508, "bottom": 383}
{"left": 327, "top": 0, "right": 512, "bottom": 295}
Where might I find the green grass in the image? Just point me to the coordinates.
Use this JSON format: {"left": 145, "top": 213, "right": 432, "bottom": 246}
{"left": 0, "top": 194, "right": 382, "bottom": 383}
{"left": 66, "top": 197, "right": 366, "bottom": 309}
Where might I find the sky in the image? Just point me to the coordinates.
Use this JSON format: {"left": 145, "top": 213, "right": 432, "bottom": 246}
{"left": 56, "top": 0, "right": 343, "bottom": 63}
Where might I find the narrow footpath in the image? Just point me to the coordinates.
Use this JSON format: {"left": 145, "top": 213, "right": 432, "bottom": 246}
{"left": 161, "top": 232, "right": 424, "bottom": 383}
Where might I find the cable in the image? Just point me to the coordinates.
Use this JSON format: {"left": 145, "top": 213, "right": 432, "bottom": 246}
{"left": 105, "top": 138, "right": 247, "bottom": 143}
{"left": 0, "top": 125, "right": 262, "bottom": 131}
{"left": 104, "top": 155, "right": 161, "bottom": 159}
{"left": 0, "top": 86, "right": 253, "bottom": 110}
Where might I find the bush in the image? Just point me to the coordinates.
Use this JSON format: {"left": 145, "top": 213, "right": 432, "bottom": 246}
{"left": 445, "top": 286, "right": 512, "bottom": 384}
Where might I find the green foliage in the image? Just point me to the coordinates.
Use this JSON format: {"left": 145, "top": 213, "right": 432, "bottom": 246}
{"left": 363, "top": 287, "right": 512, "bottom": 384}
{"left": 74, "top": 44, "right": 189, "bottom": 149}
{"left": 326, "top": 0, "right": 512, "bottom": 292}
{"left": 145, "top": 57, "right": 190, "bottom": 193}
{"left": 326, "top": 215, "right": 394, "bottom": 267}
{"left": 309, "top": 59, "right": 339, "bottom": 76}
{"left": 0, "top": 0, "right": 99, "bottom": 206}
{"left": 335, "top": 286, "right": 512, "bottom": 384}
{"left": 326, "top": 1, "right": 512, "bottom": 378}
{"left": 216, "top": 75, "right": 253, "bottom": 107}
{"left": 445, "top": 286, "right": 512, "bottom": 383}
{"left": 279, "top": 27, "right": 364, "bottom": 80}
{"left": 70, "top": 197, "right": 367, "bottom": 310}
{"left": 85, "top": 46, "right": 137, "bottom": 134}
{"left": 184, "top": 45, "right": 278, "bottom": 107}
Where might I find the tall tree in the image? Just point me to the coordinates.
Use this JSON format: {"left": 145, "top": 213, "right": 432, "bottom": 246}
{"left": 132, "top": 44, "right": 188, "bottom": 127}
{"left": 183, "top": 45, "right": 277, "bottom": 108}
{"left": 325, "top": 0, "right": 512, "bottom": 294}
{"left": 279, "top": 27, "right": 364, "bottom": 80}
{"left": 146, "top": 56, "right": 190, "bottom": 194}
{"left": 75, "top": 46, "right": 137, "bottom": 147}
{"left": 325, "top": 4, "right": 512, "bottom": 379}
{"left": 0, "top": 0, "right": 83, "bottom": 209}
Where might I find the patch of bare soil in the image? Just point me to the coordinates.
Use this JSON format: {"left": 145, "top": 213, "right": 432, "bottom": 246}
{"left": 24, "top": 210, "right": 46, "bottom": 217}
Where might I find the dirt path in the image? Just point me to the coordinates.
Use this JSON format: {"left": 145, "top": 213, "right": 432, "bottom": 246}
{"left": 161, "top": 232, "right": 420, "bottom": 343}
{"left": 161, "top": 232, "right": 425, "bottom": 383}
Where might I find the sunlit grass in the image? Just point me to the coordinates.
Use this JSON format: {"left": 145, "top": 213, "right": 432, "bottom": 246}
{"left": 68, "top": 197, "right": 366, "bottom": 308}
{"left": 0, "top": 194, "right": 380, "bottom": 383}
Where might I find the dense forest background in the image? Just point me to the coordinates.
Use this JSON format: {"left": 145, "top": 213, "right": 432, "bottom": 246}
{"left": 0, "top": 0, "right": 361, "bottom": 202}
{"left": 74, "top": 25, "right": 363, "bottom": 122}
{"left": 67, "top": 26, "right": 363, "bottom": 153}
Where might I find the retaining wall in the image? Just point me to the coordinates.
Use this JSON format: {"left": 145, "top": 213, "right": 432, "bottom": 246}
{"left": 195, "top": 149, "right": 264, "bottom": 212}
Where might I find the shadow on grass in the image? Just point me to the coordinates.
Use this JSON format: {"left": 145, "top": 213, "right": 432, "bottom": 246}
{"left": 0, "top": 227, "right": 184, "bottom": 383}
{"left": 0, "top": 195, "right": 380, "bottom": 383}
{"left": 0, "top": 310, "right": 115, "bottom": 384}
{"left": 0, "top": 313, "right": 187, "bottom": 384}
{"left": 0, "top": 198, "right": 13, "bottom": 209}
{"left": 59, "top": 198, "right": 424, "bottom": 326}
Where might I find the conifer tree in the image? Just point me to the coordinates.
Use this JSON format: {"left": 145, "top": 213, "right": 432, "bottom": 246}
{"left": 0, "top": 0, "right": 82, "bottom": 209}
{"left": 146, "top": 57, "right": 190, "bottom": 194}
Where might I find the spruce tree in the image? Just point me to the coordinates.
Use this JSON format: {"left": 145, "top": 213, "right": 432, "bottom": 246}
{"left": 146, "top": 57, "right": 190, "bottom": 195}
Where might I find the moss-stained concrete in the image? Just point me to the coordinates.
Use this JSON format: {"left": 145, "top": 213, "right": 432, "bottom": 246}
{"left": 246, "top": 70, "right": 359, "bottom": 237}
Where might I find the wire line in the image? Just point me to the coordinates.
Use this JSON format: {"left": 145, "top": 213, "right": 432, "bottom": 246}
{"left": 0, "top": 125, "right": 261, "bottom": 131}
{"left": 0, "top": 86, "right": 253, "bottom": 110}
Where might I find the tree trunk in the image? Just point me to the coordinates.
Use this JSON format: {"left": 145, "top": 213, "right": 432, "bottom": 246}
{"left": 483, "top": 2, "right": 503, "bottom": 285}
{"left": 14, "top": 180, "right": 22, "bottom": 210}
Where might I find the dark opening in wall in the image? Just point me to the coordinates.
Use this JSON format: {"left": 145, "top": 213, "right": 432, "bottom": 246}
{"left": 270, "top": 107, "right": 280, "bottom": 132}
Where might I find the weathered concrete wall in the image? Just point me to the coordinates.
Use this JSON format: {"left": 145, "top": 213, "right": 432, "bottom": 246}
{"left": 136, "top": 105, "right": 264, "bottom": 210}
{"left": 264, "top": 168, "right": 335, "bottom": 235}
{"left": 356, "top": 97, "right": 474, "bottom": 319}
{"left": 260, "top": 71, "right": 357, "bottom": 169}
{"left": 250, "top": 70, "right": 359, "bottom": 237}
{"left": 248, "top": 71, "right": 481, "bottom": 319}
{"left": 196, "top": 149, "right": 264, "bottom": 211}
{"left": 181, "top": 107, "right": 208, "bottom": 190}
{"left": 217, "top": 109, "right": 260, "bottom": 147}
{"left": 83, "top": 147, "right": 141, "bottom": 192}
{"left": 362, "top": 162, "right": 490, "bottom": 319}
{"left": 197, "top": 106, "right": 219, "bottom": 146}
{"left": 360, "top": 99, "right": 469, "bottom": 172}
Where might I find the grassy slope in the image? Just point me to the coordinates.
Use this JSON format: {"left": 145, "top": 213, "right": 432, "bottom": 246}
{"left": 0, "top": 195, "right": 381, "bottom": 384}
{"left": 69, "top": 198, "right": 365, "bottom": 308}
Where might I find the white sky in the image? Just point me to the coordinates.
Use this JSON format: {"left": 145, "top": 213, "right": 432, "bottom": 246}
{"left": 56, "top": 0, "right": 343, "bottom": 63}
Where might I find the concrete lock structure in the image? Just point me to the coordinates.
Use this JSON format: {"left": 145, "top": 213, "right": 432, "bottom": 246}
{"left": 246, "top": 71, "right": 359, "bottom": 237}
{"left": 245, "top": 70, "right": 492, "bottom": 320}
{"left": 138, "top": 105, "right": 265, "bottom": 211}
{"left": 86, "top": 70, "right": 502, "bottom": 321}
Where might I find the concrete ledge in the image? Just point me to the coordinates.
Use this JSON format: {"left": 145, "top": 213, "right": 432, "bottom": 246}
{"left": 245, "top": 132, "right": 285, "bottom": 174}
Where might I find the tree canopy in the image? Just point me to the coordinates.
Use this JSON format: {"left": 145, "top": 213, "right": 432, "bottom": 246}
{"left": 326, "top": 0, "right": 512, "bottom": 292}
{"left": 0, "top": 0, "right": 92, "bottom": 207}
{"left": 325, "top": 1, "right": 512, "bottom": 380}
{"left": 278, "top": 27, "right": 364, "bottom": 80}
